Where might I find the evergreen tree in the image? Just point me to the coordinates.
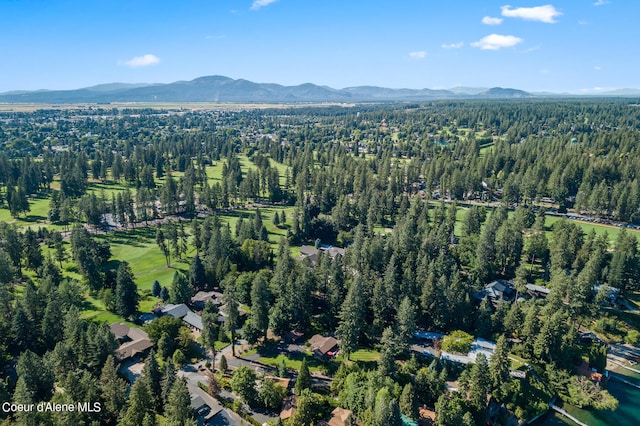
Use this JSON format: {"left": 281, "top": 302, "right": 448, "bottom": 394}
{"left": 143, "top": 349, "right": 163, "bottom": 413}
{"left": 219, "top": 354, "right": 228, "bottom": 372}
{"left": 152, "top": 280, "right": 161, "bottom": 298}
{"left": 169, "top": 271, "right": 194, "bottom": 304}
{"left": 468, "top": 353, "right": 491, "bottom": 418}
{"left": 396, "top": 296, "right": 416, "bottom": 354}
{"left": 119, "top": 378, "right": 155, "bottom": 426}
{"left": 165, "top": 377, "right": 193, "bottom": 426}
{"left": 290, "top": 388, "right": 322, "bottom": 426}
{"left": 189, "top": 254, "right": 207, "bottom": 291}
{"left": 23, "top": 228, "right": 43, "bottom": 272}
{"left": 489, "top": 335, "right": 511, "bottom": 399}
{"left": 295, "top": 357, "right": 312, "bottom": 395}
{"left": 100, "top": 355, "right": 128, "bottom": 425}
{"left": 223, "top": 286, "right": 240, "bottom": 356}
{"left": 250, "top": 273, "right": 271, "bottom": 341}
{"left": 201, "top": 301, "right": 219, "bottom": 357}
{"left": 337, "top": 276, "right": 366, "bottom": 359}
{"left": 115, "top": 261, "right": 139, "bottom": 318}
{"left": 400, "top": 383, "right": 419, "bottom": 420}
{"left": 161, "top": 361, "right": 177, "bottom": 407}
{"left": 160, "top": 286, "right": 170, "bottom": 302}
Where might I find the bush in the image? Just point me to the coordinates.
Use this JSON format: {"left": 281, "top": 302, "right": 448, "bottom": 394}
{"left": 441, "top": 330, "right": 474, "bottom": 354}
{"left": 626, "top": 329, "right": 640, "bottom": 345}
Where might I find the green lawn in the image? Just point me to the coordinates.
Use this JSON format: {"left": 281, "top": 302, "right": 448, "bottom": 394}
{"left": 0, "top": 196, "right": 60, "bottom": 231}
{"left": 256, "top": 352, "right": 329, "bottom": 373}
{"left": 102, "top": 227, "right": 190, "bottom": 292}
{"left": 545, "top": 215, "right": 640, "bottom": 244}
{"left": 349, "top": 349, "right": 380, "bottom": 362}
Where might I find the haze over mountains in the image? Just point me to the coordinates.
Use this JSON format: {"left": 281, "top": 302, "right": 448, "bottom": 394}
{"left": 0, "top": 75, "right": 637, "bottom": 104}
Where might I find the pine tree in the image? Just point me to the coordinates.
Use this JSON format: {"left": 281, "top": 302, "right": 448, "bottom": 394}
{"left": 201, "top": 301, "right": 219, "bottom": 357}
{"left": 152, "top": 280, "right": 161, "bottom": 298}
{"left": 100, "top": 355, "right": 128, "bottom": 424}
{"left": 396, "top": 296, "right": 416, "bottom": 354}
{"left": 468, "top": 353, "right": 491, "bottom": 416}
{"left": 143, "top": 349, "right": 163, "bottom": 413}
{"left": 223, "top": 286, "right": 239, "bottom": 356}
{"left": 295, "top": 357, "right": 311, "bottom": 395}
{"left": 251, "top": 273, "right": 271, "bottom": 340}
{"left": 489, "top": 335, "right": 511, "bottom": 399}
{"left": 161, "top": 361, "right": 177, "bottom": 407}
{"left": 219, "top": 354, "right": 228, "bottom": 372}
{"left": 160, "top": 286, "right": 170, "bottom": 302}
{"left": 120, "top": 378, "right": 155, "bottom": 426}
{"left": 115, "top": 261, "right": 139, "bottom": 318}
{"left": 169, "top": 271, "right": 194, "bottom": 304}
{"left": 165, "top": 377, "right": 193, "bottom": 426}
{"left": 189, "top": 254, "right": 207, "bottom": 291}
{"left": 399, "top": 383, "right": 418, "bottom": 420}
{"left": 337, "top": 276, "right": 366, "bottom": 359}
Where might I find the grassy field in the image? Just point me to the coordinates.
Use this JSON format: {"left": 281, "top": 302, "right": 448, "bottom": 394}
{"left": 256, "top": 352, "right": 329, "bottom": 373}
{"left": 349, "top": 349, "right": 380, "bottom": 362}
{"left": 544, "top": 215, "right": 640, "bottom": 243}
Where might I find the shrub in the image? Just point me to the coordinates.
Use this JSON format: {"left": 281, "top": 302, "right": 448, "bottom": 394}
{"left": 440, "top": 330, "right": 474, "bottom": 354}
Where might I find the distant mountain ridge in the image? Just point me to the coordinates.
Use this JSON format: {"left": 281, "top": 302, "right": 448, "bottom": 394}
{"left": 0, "top": 75, "right": 589, "bottom": 104}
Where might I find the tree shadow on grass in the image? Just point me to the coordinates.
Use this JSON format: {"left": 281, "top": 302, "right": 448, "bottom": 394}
{"left": 21, "top": 214, "right": 47, "bottom": 223}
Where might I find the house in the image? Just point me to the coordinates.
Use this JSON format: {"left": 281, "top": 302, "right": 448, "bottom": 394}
{"left": 525, "top": 283, "right": 551, "bottom": 299}
{"left": 440, "top": 338, "right": 497, "bottom": 365}
{"left": 109, "top": 323, "right": 153, "bottom": 361}
{"left": 326, "top": 407, "right": 354, "bottom": 426}
{"left": 577, "top": 360, "right": 605, "bottom": 386}
{"left": 474, "top": 280, "right": 516, "bottom": 306}
{"left": 159, "top": 303, "right": 203, "bottom": 331}
{"left": 187, "top": 381, "right": 224, "bottom": 424}
{"left": 579, "top": 332, "right": 603, "bottom": 345}
{"left": 308, "top": 334, "right": 339, "bottom": 359}
{"left": 191, "top": 290, "right": 223, "bottom": 311}
{"left": 161, "top": 303, "right": 191, "bottom": 319}
{"left": 280, "top": 395, "right": 297, "bottom": 420}
{"left": 299, "top": 245, "right": 346, "bottom": 267}
{"left": 183, "top": 311, "right": 203, "bottom": 331}
{"left": 317, "top": 408, "right": 354, "bottom": 426}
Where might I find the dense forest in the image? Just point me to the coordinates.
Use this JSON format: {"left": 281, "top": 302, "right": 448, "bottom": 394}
{"left": 0, "top": 99, "right": 639, "bottom": 425}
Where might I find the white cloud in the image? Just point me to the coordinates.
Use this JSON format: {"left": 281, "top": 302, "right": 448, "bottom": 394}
{"left": 409, "top": 51, "right": 427, "bottom": 59}
{"left": 501, "top": 4, "right": 562, "bottom": 23}
{"left": 442, "top": 42, "right": 464, "bottom": 49}
{"left": 593, "top": 0, "right": 610, "bottom": 6}
{"left": 251, "top": 0, "right": 278, "bottom": 10}
{"left": 594, "top": 65, "right": 602, "bottom": 71}
{"left": 482, "top": 16, "right": 503, "bottom": 25}
{"left": 578, "top": 20, "right": 589, "bottom": 25}
{"left": 471, "top": 34, "right": 524, "bottom": 50}
{"left": 120, "top": 54, "right": 160, "bottom": 68}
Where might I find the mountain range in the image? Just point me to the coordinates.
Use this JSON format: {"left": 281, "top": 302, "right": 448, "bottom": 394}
{"left": 0, "top": 75, "right": 637, "bottom": 104}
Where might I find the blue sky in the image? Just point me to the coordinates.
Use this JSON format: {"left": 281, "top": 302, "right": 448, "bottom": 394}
{"left": 1, "top": 0, "right": 636, "bottom": 93}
